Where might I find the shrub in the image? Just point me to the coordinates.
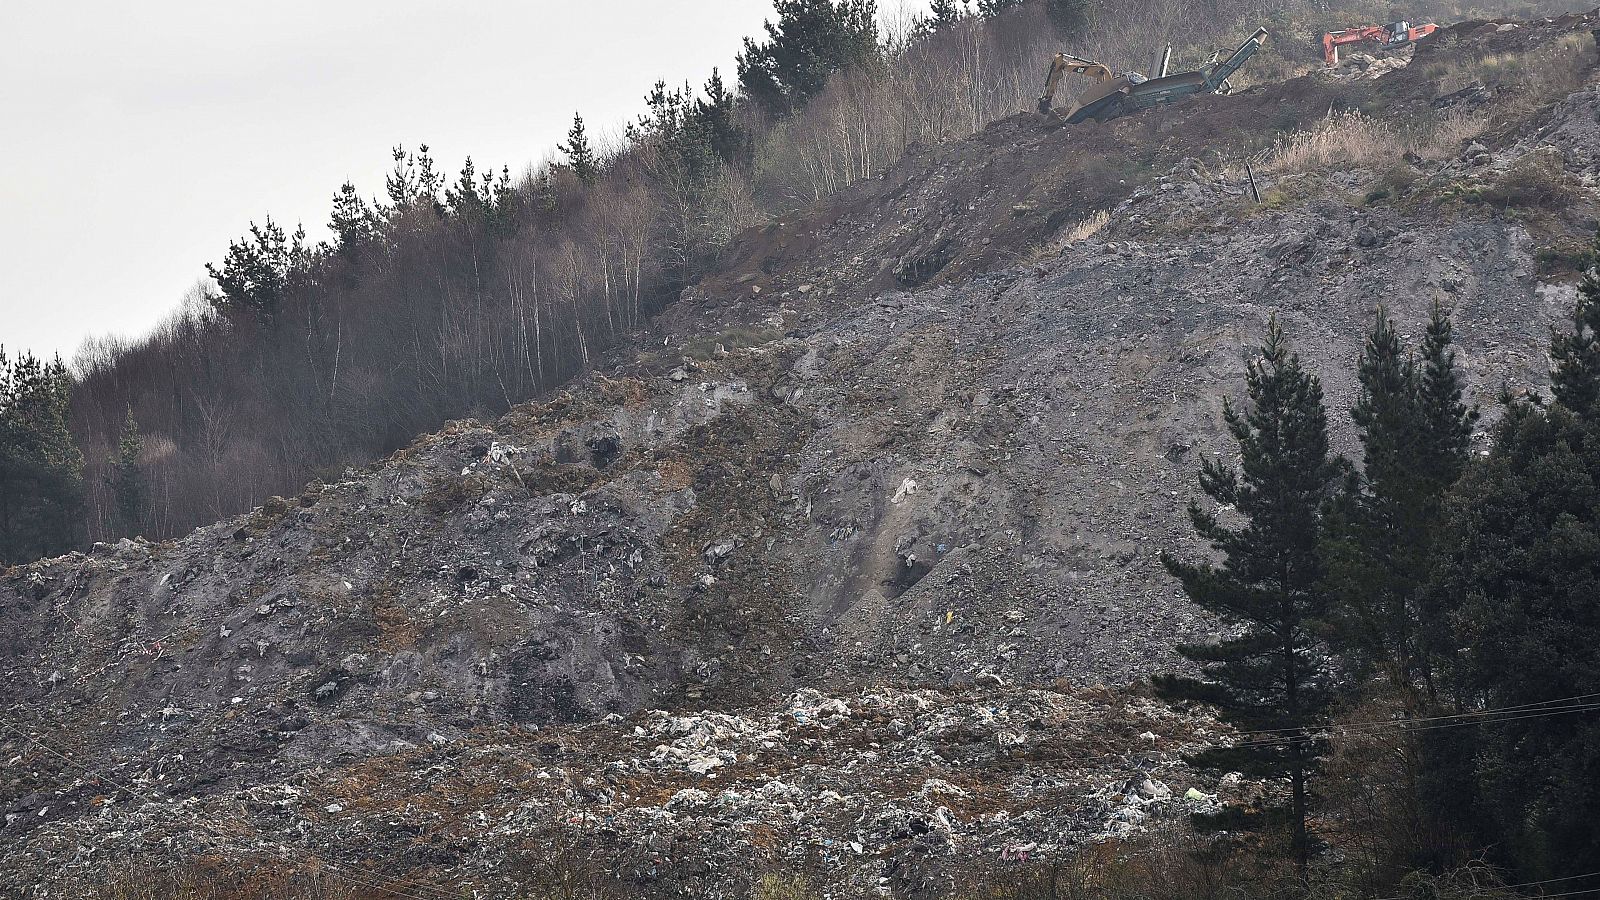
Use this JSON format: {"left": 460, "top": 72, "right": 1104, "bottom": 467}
{"left": 1475, "top": 150, "right": 1582, "bottom": 209}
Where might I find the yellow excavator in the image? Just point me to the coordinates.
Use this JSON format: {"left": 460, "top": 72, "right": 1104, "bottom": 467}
{"left": 1038, "top": 28, "right": 1270, "bottom": 123}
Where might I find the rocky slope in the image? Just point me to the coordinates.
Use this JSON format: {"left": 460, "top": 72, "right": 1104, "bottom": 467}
{"left": 3, "top": 11, "right": 1599, "bottom": 897}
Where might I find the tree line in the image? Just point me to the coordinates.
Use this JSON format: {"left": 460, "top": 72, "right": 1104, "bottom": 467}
{"left": 6, "top": 0, "right": 1299, "bottom": 563}
{"left": 1162, "top": 227, "right": 1600, "bottom": 891}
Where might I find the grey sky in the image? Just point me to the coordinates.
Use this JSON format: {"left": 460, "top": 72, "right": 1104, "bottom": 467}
{"left": 3, "top": 1, "right": 880, "bottom": 360}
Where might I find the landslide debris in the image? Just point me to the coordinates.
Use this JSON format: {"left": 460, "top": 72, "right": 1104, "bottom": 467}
{"left": 3, "top": 9, "right": 1598, "bottom": 897}
{"left": 14, "top": 685, "right": 1248, "bottom": 898}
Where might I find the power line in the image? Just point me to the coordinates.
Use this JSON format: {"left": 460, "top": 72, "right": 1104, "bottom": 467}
{"left": 1021, "top": 700, "right": 1600, "bottom": 775}
{"left": 1274, "top": 701, "right": 1600, "bottom": 747}
{"left": 1222, "top": 691, "right": 1600, "bottom": 739}
{"left": 1369, "top": 872, "right": 1600, "bottom": 900}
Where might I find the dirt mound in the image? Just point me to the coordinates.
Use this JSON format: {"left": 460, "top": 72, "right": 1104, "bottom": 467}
{"left": 4, "top": 9, "right": 1599, "bottom": 897}
{"left": 663, "top": 8, "right": 1596, "bottom": 339}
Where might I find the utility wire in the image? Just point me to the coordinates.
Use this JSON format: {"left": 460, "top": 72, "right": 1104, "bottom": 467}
{"left": 1221, "top": 691, "right": 1600, "bottom": 739}
{"left": 1368, "top": 875, "right": 1600, "bottom": 900}
{"left": 1035, "top": 698, "right": 1600, "bottom": 769}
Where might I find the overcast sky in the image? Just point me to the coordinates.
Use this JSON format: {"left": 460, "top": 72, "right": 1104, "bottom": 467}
{"left": 3, "top": 1, "right": 927, "bottom": 361}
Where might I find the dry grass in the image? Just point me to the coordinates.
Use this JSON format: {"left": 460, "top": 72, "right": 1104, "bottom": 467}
{"left": 954, "top": 824, "right": 1296, "bottom": 900}
{"left": 1424, "top": 30, "right": 1595, "bottom": 103}
{"left": 89, "top": 858, "right": 417, "bottom": 900}
{"left": 1029, "top": 209, "right": 1112, "bottom": 261}
{"left": 1264, "top": 108, "right": 1487, "bottom": 175}
{"left": 753, "top": 873, "right": 821, "bottom": 900}
{"left": 1478, "top": 148, "right": 1586, "bottom": 209}
{"left": 1058, "top": 209, "right": 1112, "bottom": 244}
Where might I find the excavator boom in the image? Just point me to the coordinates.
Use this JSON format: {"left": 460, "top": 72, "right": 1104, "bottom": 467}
{"left": 1323, "top": 20, "right": 1438, "bottom": 64}
{"left": 1037, "top": 53, "right": 1115, "bottom": 114}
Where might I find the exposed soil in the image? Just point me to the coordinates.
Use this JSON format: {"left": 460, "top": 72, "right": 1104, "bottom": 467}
{"left": 3, "top": 10, "right": 1598, "bottom": 897}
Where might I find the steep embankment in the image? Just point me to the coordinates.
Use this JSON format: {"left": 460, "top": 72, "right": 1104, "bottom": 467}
{"left": 3, "top": 11, "right": 1599, "bottom": 896}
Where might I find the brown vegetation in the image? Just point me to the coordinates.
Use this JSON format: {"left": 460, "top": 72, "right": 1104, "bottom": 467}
{"left": 59, "top": 0, "right": 1397, "bottom": 555}
{"left": 88, "top": 857, "right": 424, "bottom": 900}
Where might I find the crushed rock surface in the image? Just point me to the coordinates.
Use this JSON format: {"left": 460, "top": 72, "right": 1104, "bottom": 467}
{"left": 3, "top": 10, "right": 1599, "bottom": 896}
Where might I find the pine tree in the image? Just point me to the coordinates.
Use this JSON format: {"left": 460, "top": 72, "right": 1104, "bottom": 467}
{"left": 328, "top": 181, "right": 382, "bottom": 259}
{"left": 1325, "top": 305, "right": 1474, "bottom": 692}
{"left": 1423, "top": 230, "right": 1600, "bottom": 883}
{"left": 383, "top": 144, "right": 445, "bottom": 214}
{"left": 113, "top": 405, "right": 145, "bottom": 536}
{"left": 736, "top": 0, "right": 880, "bottom": 116}
{"left": 1417, "top": 300, "right": 1479, "bottom": 489}
{"left": 977, "top": 0, "right": 1023, "bottom": 16}
{"left": 1350, "top": 309, "right": 1420, "bottom": 499}
{"left": 928, "top": 0, "right": 965, "bottom": 30}
{"left": 444, "top": 155, "right": 513, "bottom": 230}
{"left": 561, "top": 112, "right": 600, "bottom": 185}
{"left": 0, "top": 348, "right": 85, "bottom": 564}
{"left": 1324, "top": 309, "right": 1426, "bottom": 685}
{"left": 1158, "top": 317, "right": 1345, "bottom": 876}
{"left": 694, "top": 69, "right": 745, "bottom": 165}
{"left": 205, "top": 217, "right": 294, "bottom": 317}
{"left": 1551, "top": 227, "right": 1600, "bottom": 419}
{"left": 1045, "top": 0, "right": 1089, "bottom": 31}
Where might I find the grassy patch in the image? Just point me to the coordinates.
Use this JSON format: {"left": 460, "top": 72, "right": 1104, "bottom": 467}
{"left": 1536, "top": 240, "right": 1596, "bottom": 276}
{"left": 1421, "top": 30, "right": 1595, "bottom": 109}
{"left": 1265, "top": 109, "right": 1486, "bottom": 175}
{"left": 1029, "top": 209, "right": 1112, "bottom": 261}
{"left": 680, "top": 325, "right": 783, "bottom": 362}
{"left": 1476, "top": 150, "right": 1586, "bottom": 210}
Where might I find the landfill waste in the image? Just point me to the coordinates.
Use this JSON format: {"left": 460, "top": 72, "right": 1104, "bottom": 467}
{"left": 5, "top": 684, "right": 1261, "bottom": 897}
{"left": 3, "top": 8, "right": 1599, "bottom": 896}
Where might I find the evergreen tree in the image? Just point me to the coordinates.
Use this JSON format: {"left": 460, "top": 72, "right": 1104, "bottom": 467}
{"left": 1325, "top": 305, "right": 1477, "bottom": 690}
{"left": 927, "top": 0, "right": 966, "bottom": 30}
{"left": 1045, "top": 0, "right": 1089, "bottom": 31}
{"left": 977, "top": 0, "right": 1023, "bottom": 16}
{"left": 561, "top": 112, "right": 601, "bottom": 185}
{"left": 328, "top": 182, "right": 382, "bottom": 259}
{"left": 694, "top": 68, "right": 746, "bottom": 165}
{"left": 113, "top": 405, "right": 145, "bottom": 536}
{"left": 205, "top": 217, "right": 302, "bottom": 317}
{"left": 736, "top": 0, "right": 880, "bottom": 116}
{"left": 1551, "top": 227, "right": 1600, "bottom": 419}
{"left": 0, "top": 348, "right": 85, "bottom": 564}
{"left": 443, "top": 155, "right": 513, "bottom": 232}
{"left": 1429, "top": 403, "right": 1600, "bottom": 877}
{"left": 384, "top": 144, "right": 445, "bottom": 214}
{"left": 628, "top": 72, "right": 745, "bottom": 173}
{"left": 1158, "top": 317, "right": 1345, "bottom": 876}
{"left": 1323, "top": 309, "right": 1427, "bottom": 685}
{"left": 1426, "top": 233, "right": 1600, "bottom": 885}
{"left": 1417, "top": 300, "right": 1479, "bottom": 489}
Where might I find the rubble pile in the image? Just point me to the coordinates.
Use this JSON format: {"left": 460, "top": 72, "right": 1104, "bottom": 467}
{"left": 10, "top": 684, "right": 1251, "bottom": 897}
{"left": 3, "top": 9, "right": 1597, "bottom": 896}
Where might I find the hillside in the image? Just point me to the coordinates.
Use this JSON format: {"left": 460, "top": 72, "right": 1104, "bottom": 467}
{"left": 4, "top": 9, "right": 1600, "bottom": 898}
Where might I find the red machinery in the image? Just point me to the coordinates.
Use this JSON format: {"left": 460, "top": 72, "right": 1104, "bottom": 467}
{"left": 1323, "top": 21, "right": 1439, "bottom": 64}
